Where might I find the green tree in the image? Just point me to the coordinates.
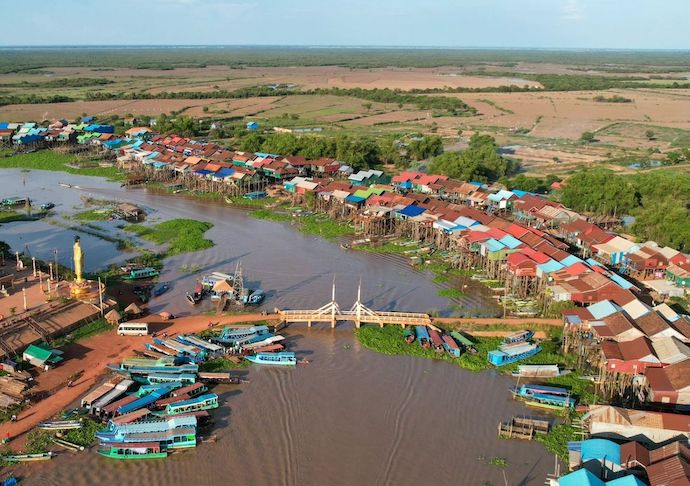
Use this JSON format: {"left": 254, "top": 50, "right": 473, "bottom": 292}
{"left": 580, "top": 131, "right": 595, "bottom": 143}
{"left": 407, "top": 135, "right": 443, "bottom": 161}
{"left": 645, "top": 129, "right": 655, "bottom": 140}
{"left": 239, "top": 132, "right": 265, "bottom": 152}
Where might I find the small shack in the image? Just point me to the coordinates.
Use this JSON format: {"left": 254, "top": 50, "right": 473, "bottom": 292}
{"left": 246, "top": 121, "right": 259, "bottom": 130}
{"left": 23, "top": 343, "right": 64, "bottom": 371}
{"left": 124, "top": 302, "right": 143, "bottom": 317}
{"left": 114, "top": 203, "right": 145, "bottom": 221}
{"left": 105, "top": 309, "right": 122, "bottom": 325}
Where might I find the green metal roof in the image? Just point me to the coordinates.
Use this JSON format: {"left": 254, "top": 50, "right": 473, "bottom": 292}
{"left": 24, "top": 343, "right": 63, "bottom": 364}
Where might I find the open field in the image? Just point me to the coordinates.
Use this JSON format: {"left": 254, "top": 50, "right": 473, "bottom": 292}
{"left": 1, "top": 48, "right": 689, "bottom": 177}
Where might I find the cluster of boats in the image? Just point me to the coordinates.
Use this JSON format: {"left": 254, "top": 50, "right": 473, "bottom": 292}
{"left": 403, "top": 326, "right": 477, "bottom": 357}
{"left": 212, "top": 325, "right": 303, "bottom": 366}
{"left": 190, "top": 269, "right": 265, "bottom": 307}
{"left": 487, "top": 330, "right": 541, "bottom": 367}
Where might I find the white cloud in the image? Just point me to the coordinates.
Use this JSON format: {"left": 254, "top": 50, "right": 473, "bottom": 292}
{"left": 562, "top": 0, "right": 585, "bottom": 21}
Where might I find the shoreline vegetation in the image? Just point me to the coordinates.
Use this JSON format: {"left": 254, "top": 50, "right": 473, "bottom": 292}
{"left": 354, "top": 325, "right": 597, "bottom": 462}
{"left": 0, "top": 150, "right": 123, "bottom": 181}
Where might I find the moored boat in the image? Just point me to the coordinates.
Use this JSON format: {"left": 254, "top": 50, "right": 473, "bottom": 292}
{"left": 5, "top": 452, "right": 53, "bottom": 462}
{"left": 442, "top": 334, "right": 461, "bottom": 358}
{"left": 124, "top": 268, "right": 159, "bottom": 280}
{"left": 512, "top": 384, "right": 575, "bottom": 410}
{"left": 38, "top": 420, "right": 83, "bottom": 430}
{"left": 414, "top": 326, "right": 430, "bottom": 349}
{"left": 403, "top": 328, "right": 415, "bottom": 344}
{"left": 487, "top": 343, "right": 541, "bottom": 367}
{"left": 428, "top": 329, "right": 445, "bottom": 353}
{"left": 246, "top": 352, "right": 297, "bottom": 366}
{"left": 450, "top": 331, "right": 477, "bottom": 354}
{"left": 503, "top": 330, "right": 534, "bottom": 345}
{"left": 98, "top": 442, "right": 168, "bottom": 460}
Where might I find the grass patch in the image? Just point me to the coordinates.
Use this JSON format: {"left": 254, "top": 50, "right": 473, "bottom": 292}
{"left": 0, "top": 210, "right": 41, "bottom": 224}
{"left": 437, "top": 287, "right": 464, "bottom": 299}
{"left": 225, "top": 195, "right": 276, "bottom": 208}
{"left": 73, "top": 209, "right": 111, "bottom": 222}
{"left": 53, "top": 319, "right": 111, "bottom": 347}
{"left": 354, "top": 241, "right": 415, "bottom": 254}
{"left": 126, "top": 219, "right": 214, "bottom": 256}
{"left": 0, "top": 150, "right": 123, "bottom": 180}
{"left": 249, "top": 210, "right": 353, "bottom": 239}
{"left": 199, "top": 356, "right": 249, "bottom": 371}
{"left": 249, "top": 209, "right": 292, "bottom": 222}
{"left": 62, "top": 416, "right": 104, "bottom": 447}
{"left": 25, "top": 429, "right": 53, "bottom": 454}
{"left": 487, "top": 457, "right": 509, "bottom": 467}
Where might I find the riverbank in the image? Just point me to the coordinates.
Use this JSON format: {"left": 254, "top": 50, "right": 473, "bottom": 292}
{"left": 0, "top": 313, "right": 275, "bottom": 449}
{"left": 0, "top": 150, "right": 123, "bottom": 181}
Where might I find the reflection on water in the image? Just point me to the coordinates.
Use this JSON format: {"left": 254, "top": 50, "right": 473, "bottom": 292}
{"left": 1, "top": 170, "right": 548, "bottom": 486}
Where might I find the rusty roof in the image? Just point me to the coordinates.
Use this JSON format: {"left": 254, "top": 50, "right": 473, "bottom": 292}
{"left": 635, "top": 312, "right": 672, "bottom": 337}
{"left": 647, "top": 360, "right": 690, "bottom": 393}
{"left": 646, "top": 454, "right": 690, "bottom": 486}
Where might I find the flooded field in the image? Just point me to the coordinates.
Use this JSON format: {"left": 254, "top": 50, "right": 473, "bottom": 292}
{"left": 0, "top": 169, "right": 553, "bottom": 485}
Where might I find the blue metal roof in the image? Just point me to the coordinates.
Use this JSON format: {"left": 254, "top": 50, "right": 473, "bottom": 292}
{"left": 610, "top": 273, "right": 635, "bottom": 290}
{"left": 345, "top": 195, "right": 366, "bottom": 204}
{"left": 537, "top": 260, "right": 565, "bottom": 273}
{"left": 0, "top": 123, "right": 8, "bottom": 129}
{"left": 560, "top": 254, "right": 584, "bottom": 267}
{"left": 608, "top": 477, "right": 646, "bottom": 486}
{"left": 152, "top": 161, "right": 169, "bottom": 169}
{"left": 499, "top": 234, "right": 522, "bottom": 249}
{"left": 454, "top": 216, "right": 478, "bottom": 228}
{"left": 558, "top": 469, "right": 605, "bottom": 486}
{"left": 580, "top": 438, "right": 621, "bottom": 465}
{"left": 588, "top": 300, "right": 619, "bottom": 320}
{"left": 397, "top": 205, "right": 425, "bottom": 217}
{"left": 483, "top": 238, "right": 506, "bottom": 253}
{"left": 194, "top": 169, "right": 213, "bottom": 176}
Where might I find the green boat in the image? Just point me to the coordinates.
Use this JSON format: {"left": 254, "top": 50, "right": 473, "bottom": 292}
{"left": 98, "top": 442, "right": 168, "bottom": 460}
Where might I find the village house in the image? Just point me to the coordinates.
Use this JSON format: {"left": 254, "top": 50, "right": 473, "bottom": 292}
{"left": 645, "top": 360, "right": 690, "bottom": 406}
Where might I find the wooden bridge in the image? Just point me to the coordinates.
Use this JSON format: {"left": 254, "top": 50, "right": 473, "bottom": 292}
{"left": 277, "top": 281, "right": 434, "bottom": 329}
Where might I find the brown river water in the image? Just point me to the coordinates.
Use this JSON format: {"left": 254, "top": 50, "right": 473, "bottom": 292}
{"left": 1, "top": 170, "right": 552, "bottom": 485}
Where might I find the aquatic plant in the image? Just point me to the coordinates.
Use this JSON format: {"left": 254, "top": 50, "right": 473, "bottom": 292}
{"left": 127, "top": 219, "right": 214, "bottom": 256}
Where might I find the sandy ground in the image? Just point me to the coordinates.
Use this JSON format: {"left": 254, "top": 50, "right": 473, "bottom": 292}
{"left": 0, "top": 311, "right": 558, "bottom": 449}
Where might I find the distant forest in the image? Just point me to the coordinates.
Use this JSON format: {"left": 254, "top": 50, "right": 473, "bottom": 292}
{"left": 1, "top": 47, "right": 689, "bottom": 73}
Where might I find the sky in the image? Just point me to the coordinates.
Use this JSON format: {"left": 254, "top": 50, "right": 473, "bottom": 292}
{"left": 1, "top": 0, "right": 688, "bottom": 49}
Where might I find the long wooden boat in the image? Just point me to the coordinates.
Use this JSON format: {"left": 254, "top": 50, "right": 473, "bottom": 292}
{"left": 403, "top": 328, "right": 415, "bottom": 344}
{"left": 6, "top": 452, "right": 54, "bottom": 462}
{"left": 442, "top": 335, "right": 461, "bottom": 358}
{"left": 512, "top": 384, "right": 575, "bottom": 409}
{"left": 450, "top": 331, "right": 477, "bottom": 353}
{"left": 197, "top": 372, "right": 249, "bottom": 384}
{"left": 38, "top": 420, "right": 83, "bottom": 430}
{"left": 163, "top": 393, "right": 219, "bottom": 416}
{"left": 428, "top": 329, "right": 445, "bottom": 353}
{"left": 245, "top": 352, "right": 296, "bottom": 366}
{"left": 98, "top": 442, "right": 168, "bottom": 460}
{"left": 511, "top": 365, "right": 568, "bottom": 378}
{"left": 414, "top": 326, "right": 430, "bottom": 349}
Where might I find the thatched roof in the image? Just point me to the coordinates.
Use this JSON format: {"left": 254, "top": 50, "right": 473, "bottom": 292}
{"left": 124, "top": 302, "right": 142, "bottom": 314}
{"left": 104, "top": 309, "right": 121, "bottom": 323}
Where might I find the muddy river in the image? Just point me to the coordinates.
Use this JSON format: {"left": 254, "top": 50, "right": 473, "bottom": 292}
{"left": 1, "top": 169, "right": 552, "bottom": 485}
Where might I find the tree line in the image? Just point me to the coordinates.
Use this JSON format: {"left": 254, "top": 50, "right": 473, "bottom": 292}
{"left": 560, "top": 168, "right": 690, "bottom": 251}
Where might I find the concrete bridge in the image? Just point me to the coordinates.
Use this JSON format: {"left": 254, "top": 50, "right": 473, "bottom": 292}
{"left": 276, "top": 281, "right": 435, "bottom": 329}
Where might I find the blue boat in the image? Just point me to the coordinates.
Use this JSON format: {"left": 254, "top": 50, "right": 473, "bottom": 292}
{"left": 246, "top": 352, "right": 296, "bottom": 366}
{"left": 117, "top": 386, "right": 176, "bottom": 415}
{"left": 513, "top": 384, "right": 575, "bottom": 410}
{"left": 414, "top": 326, "right": 430, "bottom": 349}
{"left": 152, "top": 283, "right": 169, "bottom": 297}
{"left": 487, "top": 343, "right": 541, "bottom": 367}
{"left": 213, "top": 325, "right": 271, "bottom": 346}
{"left": 242, "top": 289, "right": 265, "bottom": 305}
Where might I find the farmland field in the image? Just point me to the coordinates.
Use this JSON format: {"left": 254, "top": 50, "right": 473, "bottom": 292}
{"left": 0, "top": 47, "right": 689, "bottom": 177}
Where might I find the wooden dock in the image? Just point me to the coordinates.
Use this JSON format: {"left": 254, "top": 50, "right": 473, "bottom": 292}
{"left": 498, "top": 417, "right": 550, "bottom": 440}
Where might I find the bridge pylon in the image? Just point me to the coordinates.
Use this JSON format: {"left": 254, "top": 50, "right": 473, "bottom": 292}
{"left": 349, "top": 281, "right": 382, "bottom": 328}
{"left": 309, "top": 277, "right": 341, "bottom": 328}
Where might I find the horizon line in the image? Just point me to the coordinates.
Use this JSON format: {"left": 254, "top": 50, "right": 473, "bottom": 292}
{"left": 1, "top": 44, "right": 689, "bottom": 52}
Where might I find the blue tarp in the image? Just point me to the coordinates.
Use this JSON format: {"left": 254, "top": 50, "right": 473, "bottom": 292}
{"left": 0, "top": 123, "right": 8, "bottom": 129}
{"left": 397, "top": 205, "right": 425, "bottom": 218}
{"left": 194, "top": 169, "right": 213, "bottom": 176}
{"left": 588, "top": 300, "right": 619, "bottom": 320}
{"left": 499, "top": 234, "right": 522, "bottom": 249}
{"left": 215, "top": 168, "right": 235, "bottom": 178}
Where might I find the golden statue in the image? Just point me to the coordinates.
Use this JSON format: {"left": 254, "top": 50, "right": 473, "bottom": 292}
{"left": 73, "top": 236, "right": 84, "bottom": 285}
